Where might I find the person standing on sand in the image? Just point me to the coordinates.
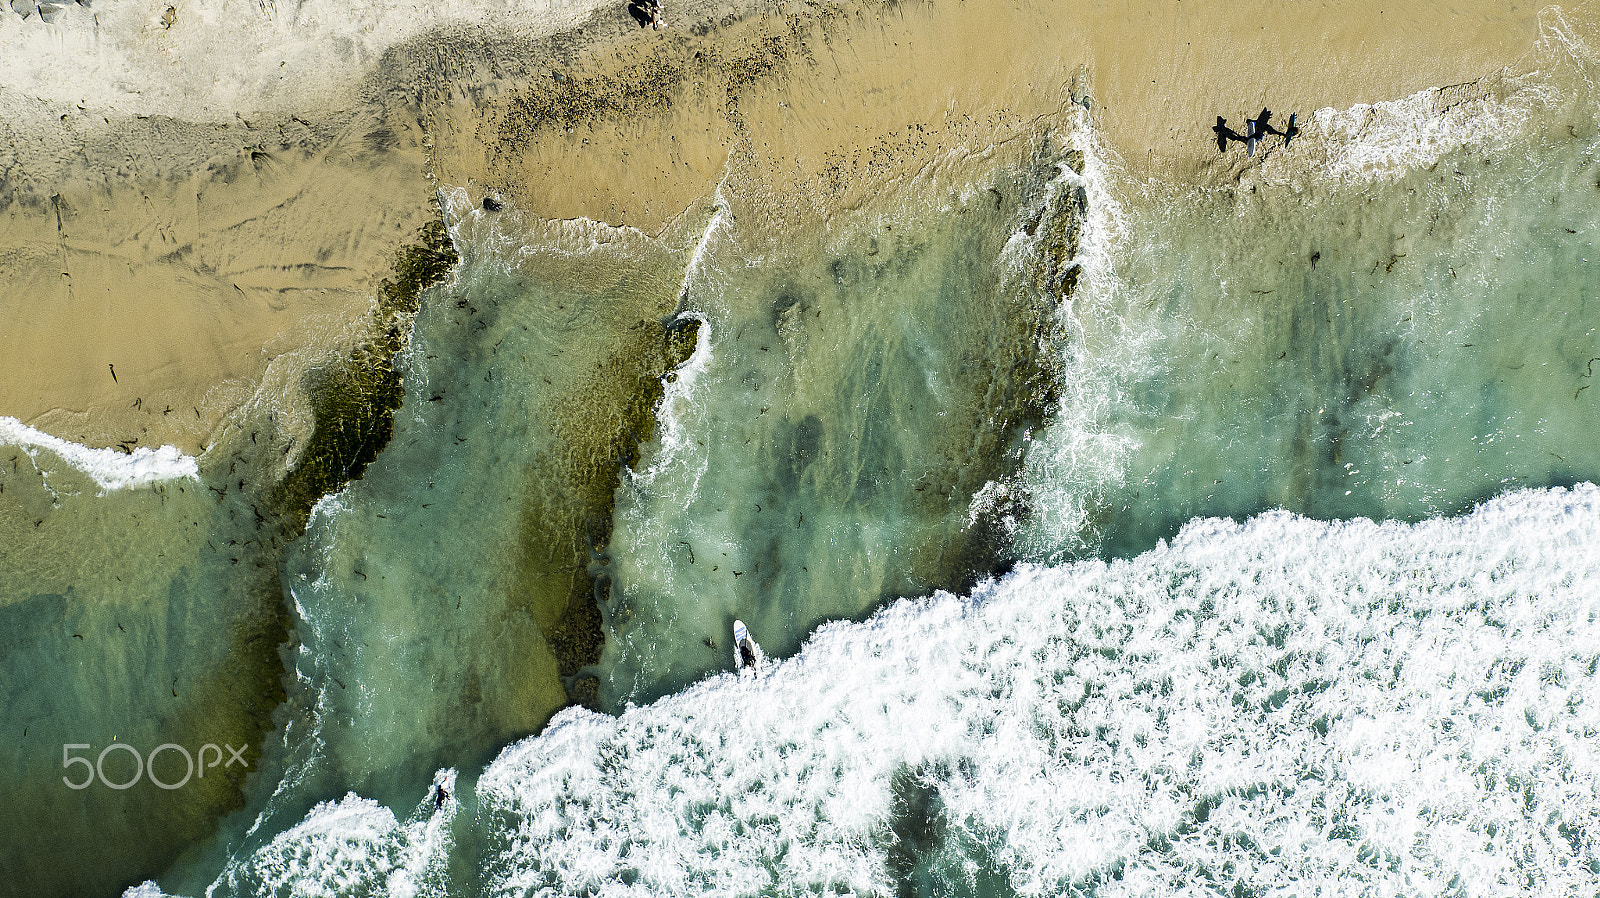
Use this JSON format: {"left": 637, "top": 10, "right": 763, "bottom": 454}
{"left": 626, "top": 0, "right": 664, "bottom": 29}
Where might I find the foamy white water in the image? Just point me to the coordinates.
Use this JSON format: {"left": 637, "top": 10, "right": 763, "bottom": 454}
{"left": 201, "top": 487, "right": 1599, "bottom": 897}
{"left": 1297, "top": 82, "right": 1536, "bottom": 185}
{"left": 133, "top": 488, "right": 1600, "bottom": 894}
{"left": 223, "top": 784, "right": 457, "bottom": 898}
{"left": 370, "top": 485, "right": 1600, "bottom": 897}
{"left": 0, "top": 415, "right": 199, "bottom": 492}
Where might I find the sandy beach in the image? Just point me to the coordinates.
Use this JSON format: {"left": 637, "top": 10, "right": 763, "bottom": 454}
{"left": 0, "top": 0, "right": 1575, "bottom": 454}
{"left": 5, "top": 4, "right": 1599, "bottom": 896}
{"left": 0, "top": 101, "right": 440, "bottom": 455}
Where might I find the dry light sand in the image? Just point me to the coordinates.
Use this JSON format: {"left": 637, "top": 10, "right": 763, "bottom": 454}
{"left": 0, "top": 0, "right": 1585, "bottom": 454}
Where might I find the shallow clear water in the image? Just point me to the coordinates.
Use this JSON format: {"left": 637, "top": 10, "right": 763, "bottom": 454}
{"left": 0, "top": 431, "right": 292, "bottom": 895}
{"left": 601, "top": 157, "right": 1068, "bottom": 705}
{"left": 1019, "top": 132, "right": 1600, "bottom": 563}
{"left": 6, "top": 22, "right": 1600, "bottom": 898}
{"left": 271, "top": 199, "right": 715, "bottom": 811}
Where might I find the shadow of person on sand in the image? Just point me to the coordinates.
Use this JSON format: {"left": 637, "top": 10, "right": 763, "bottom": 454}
{"left": 1213, "top": 116, "right": 1246, "bottom": 153}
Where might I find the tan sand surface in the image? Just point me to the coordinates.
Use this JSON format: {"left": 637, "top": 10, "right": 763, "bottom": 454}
{"left": 1084, "top": 0, "right": 1546, "bottom": 176}
{"left": 2, "top": 0, "right": 1587, "bottom": 453}
{"left": 422, "top": 0, "right": 1566, "bottom": 236}
{"left": 0, "top": 107, "right": 434, "bottom": 454}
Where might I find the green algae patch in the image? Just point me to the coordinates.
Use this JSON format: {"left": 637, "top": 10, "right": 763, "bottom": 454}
{"left": 517, "top": 315, "right": 701, "bottom": 698}
{"left": 379, "top": 219, "right": 461, "bottom": 321}
{"left": 271, "top": 219, "right": 458, "bottom": 529}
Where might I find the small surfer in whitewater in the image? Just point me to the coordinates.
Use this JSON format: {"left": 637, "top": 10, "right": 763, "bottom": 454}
{"left": 739, "top": 638, "right": 757, "bottom": 670}
{"left": 434, "top": 783, "right": 449, "bottom": 808}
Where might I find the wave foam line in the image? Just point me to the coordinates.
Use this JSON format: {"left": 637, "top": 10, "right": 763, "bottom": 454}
{"left": 478, "top": 485, "right": 1600, "bottom": 897}
{"left": 0, "top": 415, "right": 199, "bottom": 492}
{"left": 176, "top": 486, "right": 1600, "bottom": 897}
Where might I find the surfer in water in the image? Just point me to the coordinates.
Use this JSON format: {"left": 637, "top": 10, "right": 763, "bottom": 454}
{"left": 733, "top": 619, "right": 763, "bottom": 675}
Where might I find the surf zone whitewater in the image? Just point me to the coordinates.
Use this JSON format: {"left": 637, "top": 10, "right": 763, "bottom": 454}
{"left": 5, "top": 11, "right": 1600, "bottom": 898}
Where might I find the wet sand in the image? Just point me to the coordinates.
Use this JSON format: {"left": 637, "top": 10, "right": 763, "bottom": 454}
{"left": 0, "top": 106, "right": 435, "bottom": 456}
{"left": 0, "top": 0, "right": 1574, "bottom": 453}
{"left": 1084, "top": 0, "right": 1546, "bottom": 176}
{"left": 426, "top": 0, "right": 1552, "bottom": 229}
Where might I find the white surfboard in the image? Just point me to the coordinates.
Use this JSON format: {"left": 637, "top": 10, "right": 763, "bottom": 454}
{"left": 732, "top": 619, "right": 765, "bottom": 677}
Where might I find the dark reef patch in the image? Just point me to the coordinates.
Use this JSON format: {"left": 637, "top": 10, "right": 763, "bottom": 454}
{"left": 879, "top": 762, "right": 1018, "bottom": 898}
{"left": 269, "top": 217, "right": 458, "bottom": 529}
{"left": 911, "top": 158, "right": 1080, "bottom": 598}
{"left": 516, "top": 314, "right": 702, "bottom": 698}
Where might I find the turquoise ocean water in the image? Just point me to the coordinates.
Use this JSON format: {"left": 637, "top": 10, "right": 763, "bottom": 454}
{"left": 5, "top": 15, "right": 1600, "bottom": 898}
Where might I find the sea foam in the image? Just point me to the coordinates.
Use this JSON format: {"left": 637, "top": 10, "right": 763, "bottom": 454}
{"left": 1307, "top": 84, "right": 1537, "bottom": 185}
{"left": 0, "top": 415, "right": 199, "bottom": 492}
{"left": 464, "top": 485, "right": 1600, "bottom": 897}
{"left": 164, "top": 497, "right": 1600, "bottom": 897}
